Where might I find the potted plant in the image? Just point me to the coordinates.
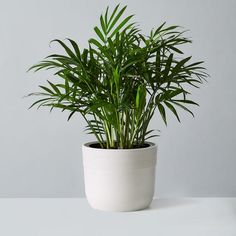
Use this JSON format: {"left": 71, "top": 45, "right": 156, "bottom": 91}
{"left": 28, "top": 4, "right": 208, "bottom": 211}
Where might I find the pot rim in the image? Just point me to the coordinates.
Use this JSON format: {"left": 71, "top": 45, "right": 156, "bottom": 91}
{"left": 83, "top": 141, "right": 157, "bottom": 151}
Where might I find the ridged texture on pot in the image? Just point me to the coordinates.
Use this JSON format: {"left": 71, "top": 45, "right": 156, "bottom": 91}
{"left": 82, "top": 142, "right": 157, "bottom": 212}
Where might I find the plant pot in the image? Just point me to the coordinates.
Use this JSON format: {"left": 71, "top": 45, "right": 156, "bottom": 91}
{"left": 82, "top": 142, "right": 157, "bottom": 212}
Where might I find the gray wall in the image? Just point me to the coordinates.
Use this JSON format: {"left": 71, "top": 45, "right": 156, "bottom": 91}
{"left": 0, "top": 0, "right": 235, "bottom": 197}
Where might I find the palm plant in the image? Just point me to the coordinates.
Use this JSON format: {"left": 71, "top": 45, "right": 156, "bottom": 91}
{"left": 28, "top": 4, "right": 208, "bottom": 149}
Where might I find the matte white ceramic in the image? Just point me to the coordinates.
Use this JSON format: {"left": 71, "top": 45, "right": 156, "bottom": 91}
{"left": 82, "top": 142, "right": 157, "bottom": 212}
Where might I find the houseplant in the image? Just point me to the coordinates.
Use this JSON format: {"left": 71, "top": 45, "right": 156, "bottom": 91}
{"left": 28, "top": 4, "right": 207, "bottom": 211}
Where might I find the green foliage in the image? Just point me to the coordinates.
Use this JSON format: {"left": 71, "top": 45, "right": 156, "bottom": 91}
{"left": 28, "top": 4, "right": 208, "bottom": 149}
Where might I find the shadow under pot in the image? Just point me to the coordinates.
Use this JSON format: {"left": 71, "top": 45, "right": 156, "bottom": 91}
{"left": 82, "top": 142, "right": 157, "bottom": 212}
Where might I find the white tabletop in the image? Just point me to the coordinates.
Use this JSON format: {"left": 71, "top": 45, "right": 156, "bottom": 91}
{"left": 0, "top": 198, "right": 235, "bottom": 236}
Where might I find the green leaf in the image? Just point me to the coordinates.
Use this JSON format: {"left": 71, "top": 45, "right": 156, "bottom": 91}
{"left": 171, "top": 101, "right": 195, "bottom": 117}
{"left": 104, "top": 6, "right": 109, "bottom": 26}
{"left": 163, "top": 53, "right": 173, "bottom": 78}
{"left": 161, "top": 25, "right": 179, "bottom": 32}
{"left": 186, "top": 61, "right": 204, "bottom": 68}
{"left": 67, "top": 110, "right": 77, "bottom": 121}
{"left": 107, "top": 4, "right": 120, "bottom": 26}
{"left": 172, "top": 99, "right": 199, "bottom": 106}
{"left": 145, "top": 134, "right": 159, "bottom": 140}
{"left": 107, "top": 5, "right": 127, "bottom": 34}
{"left": 135, "top": 85, "right": 146, "bottom": 110}
{"left": 94, "top": 26, "right": 106, "bottom": 42}
{"left": 50, "top": 39, "right": 77, "bottom": 61}
{"left": 157, "top": 103, "right": 167, "bottom": 125}
{"left": 109, "top": 15, "right": 134, "bottom": 38}
{"left": 172, "top": 56, "right": 192, "bottom": 74}
{"left": 28, "top": 60, "right": 62, "bottom": 72}
{"left": 113, "top": 67, "right": 120, "bottom": 89}
{"left": 164, "top": 101, "right": 180, "bottom": 122}
{"left": 89, "top": 38, "right": 103, "bottom": 49}
{"left": 154, "top": 22, "right": 166, "bottom": 35}
{"left": 47, "top": 80, "right": 61, "bottom": 95}
{"left": 169, "top": 45, "right": 183, "bottom": 54}
{"left": 82, "top": 49, "right": 88, "bottom": 64}
{"left": 100, "top": 15, "right": 107, "bottom": 34}
{"left": 29, "top": 98, "right": 54, "bottom": 109}
{"left": 39, "top": 86, "right": 54, "bottom": 95}
{"left": 64, "top": 78, "right": 70, "bottom": 94}
{"left": 66, "top": 38, "right": 81, "bottom": 59}
{"left": 160, "top": 88, "right": 185, "bottom": 101}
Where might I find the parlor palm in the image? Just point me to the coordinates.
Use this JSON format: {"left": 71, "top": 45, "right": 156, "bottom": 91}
{"left": 28, "top": 4, "right": 208, "bottom": 149}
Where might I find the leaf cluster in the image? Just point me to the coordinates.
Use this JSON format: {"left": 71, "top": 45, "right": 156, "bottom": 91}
{"left": 28, "top": 4, "right": 208, "bottom": 149}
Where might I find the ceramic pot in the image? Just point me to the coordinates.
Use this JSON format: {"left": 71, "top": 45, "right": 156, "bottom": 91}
{"left": 82, "top": 142, "right": 157, "bottom": 212}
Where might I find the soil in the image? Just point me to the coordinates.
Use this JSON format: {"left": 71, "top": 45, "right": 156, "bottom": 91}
{"left": 89, "top": 142, "right": 151, "bottom": 149}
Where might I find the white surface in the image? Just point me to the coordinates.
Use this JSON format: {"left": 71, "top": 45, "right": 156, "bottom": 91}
{"left": 82, "top": 142, "right": 157, "bottom": 211}
{"left": 0, "top": 198, "right": 235, "bottom": 236}
{"left": 0, "top": 0, "right": 236, "bottom": 197}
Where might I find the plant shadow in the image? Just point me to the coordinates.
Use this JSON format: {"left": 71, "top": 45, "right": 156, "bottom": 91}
{"left": 146, "top": 198, "right": 197, "bottom": 211}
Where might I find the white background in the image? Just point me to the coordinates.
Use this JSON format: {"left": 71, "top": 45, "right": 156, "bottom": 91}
{"left": 0, "top": 0, "right": 235, "bottom": 197}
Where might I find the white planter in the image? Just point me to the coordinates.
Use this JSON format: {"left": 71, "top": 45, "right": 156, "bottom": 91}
{"left": 82, "top": 142, "right": 157, "bottom": 212}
